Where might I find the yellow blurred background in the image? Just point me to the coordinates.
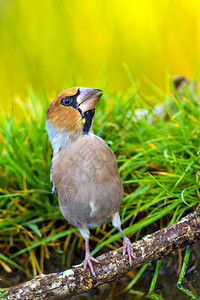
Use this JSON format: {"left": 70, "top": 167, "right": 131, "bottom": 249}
{"left": 0, "top": 0, "right": 200, "bottom": 103}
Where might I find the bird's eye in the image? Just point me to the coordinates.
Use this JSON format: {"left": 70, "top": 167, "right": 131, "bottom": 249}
{"left": 64, "top": 98, "right": 70, "bottom": 104}
{"left": 60, "top": 97, "right": 71, "bottom": 106}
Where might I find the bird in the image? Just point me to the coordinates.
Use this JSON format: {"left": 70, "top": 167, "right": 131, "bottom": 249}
{"left": 46, "top": 87, "right": 133, "bottom": 276}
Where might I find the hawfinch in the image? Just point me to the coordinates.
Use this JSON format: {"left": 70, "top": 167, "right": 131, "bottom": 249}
{"left": 46, "top": 87, "right": 133, "bottom": 276}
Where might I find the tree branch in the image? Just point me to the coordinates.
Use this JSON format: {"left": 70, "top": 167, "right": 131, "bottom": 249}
{"left": 2, "top": 205, "right": 200, "bottom": 300}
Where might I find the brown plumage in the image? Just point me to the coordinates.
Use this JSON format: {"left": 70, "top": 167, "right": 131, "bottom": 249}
{"left": 52, "top": 134, "right": 123, "bottom": 228}
{"left": 46, "top": 87, "right": 133, "bottom": 276}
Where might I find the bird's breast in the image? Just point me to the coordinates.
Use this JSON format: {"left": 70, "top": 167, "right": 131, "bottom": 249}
{"left": 51, "top": 134, "right": 123, "bottom": 228}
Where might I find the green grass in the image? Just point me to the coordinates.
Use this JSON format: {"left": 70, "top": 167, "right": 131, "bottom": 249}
{"left": 0, "top": 81, "right": 200, "bottom": 295}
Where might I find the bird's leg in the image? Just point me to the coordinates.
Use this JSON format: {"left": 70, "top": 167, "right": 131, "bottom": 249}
{"left": 112, "top": 212, "right": 133, "bottom": 266}
{"left": 80, "top": 228, "right": 99, "bottom": 277}
{"left": 84, "top": 238, "right": 99, "bottom": 276}
{"left": 116, "top": 226, "right": 133, "bottom": 266}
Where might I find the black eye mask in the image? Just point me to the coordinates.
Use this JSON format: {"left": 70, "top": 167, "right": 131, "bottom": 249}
{"left": 60, "top": 89, "right": 80, "bottom": 109}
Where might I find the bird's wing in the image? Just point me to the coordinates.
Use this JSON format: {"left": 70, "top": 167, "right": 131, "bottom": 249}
{"left": 50, "top": 160, "right": 57, "bottom": 195}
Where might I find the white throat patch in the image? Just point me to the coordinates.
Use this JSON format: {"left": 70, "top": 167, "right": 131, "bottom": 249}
{"left": 46, "top": 120, "right": 72, "bottom": 155}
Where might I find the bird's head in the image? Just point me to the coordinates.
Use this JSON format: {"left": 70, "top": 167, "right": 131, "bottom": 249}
{"left": 46, "top": 87, "right": 102, "bottom": 154}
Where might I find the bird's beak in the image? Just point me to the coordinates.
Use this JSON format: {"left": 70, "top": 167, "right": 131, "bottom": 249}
{"left": 77, "top": 88, "right": 103, "bottom": 113}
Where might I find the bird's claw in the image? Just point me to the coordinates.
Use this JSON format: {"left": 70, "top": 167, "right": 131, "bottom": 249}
{"left": 123, "top": 237, "right": 133, "bottom": 266}
{"left": 84, "top": 254, "right": 99, "bottom": 277}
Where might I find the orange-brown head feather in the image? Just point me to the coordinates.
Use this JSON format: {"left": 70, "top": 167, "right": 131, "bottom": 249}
{"left": 46, "top": 88, "right": 82, "bottom": 133}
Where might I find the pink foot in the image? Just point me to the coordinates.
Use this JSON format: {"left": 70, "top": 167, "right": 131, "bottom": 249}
{"left": 117, "top": 227, "right": 134, "bottom": 266}
{"left": 122, "top": 236, "right": 134, "bottom": 266}
{"left": 84, "top": 253, "right": 99, "bottom": 277}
